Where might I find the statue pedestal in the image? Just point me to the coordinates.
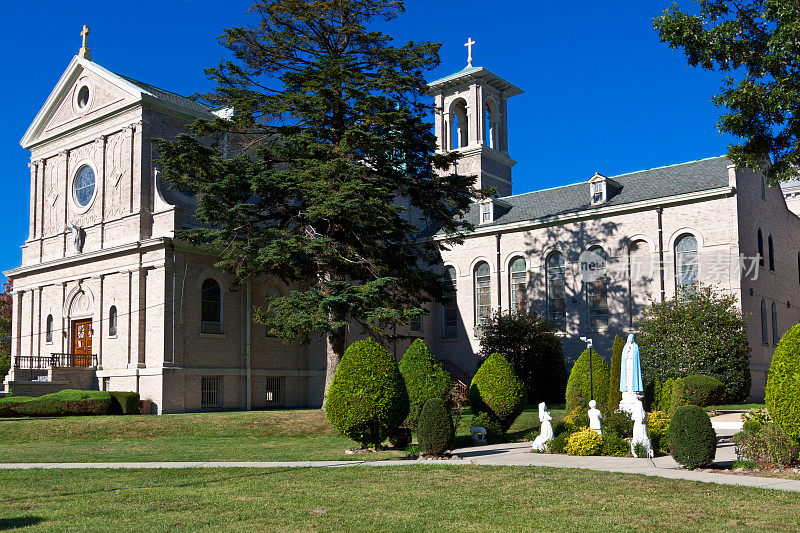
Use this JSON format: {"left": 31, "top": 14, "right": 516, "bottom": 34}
{"left": 618, "top": 391, "right": 642, "bottom": 414}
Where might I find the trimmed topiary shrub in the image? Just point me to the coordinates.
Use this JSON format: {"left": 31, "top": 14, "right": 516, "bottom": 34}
{"left": 417, "top": 398, "right": 454, "bottom": 455}
{"left": 766, "top": 322, "right": 800, "bottom": 443}
{"left": 638, "top": 284, "right": 751, "bottom": 402}
{"left": 398, "top": 339, "right": 452, "bottom": 430}
{"left": 565, "top": 427, "right": 603, "bottom": 456}
{"left": 470, "top": 412, "right": 505, "bottom": 444}
{"left": 607, "top": 335, "right": 625, "bottom": 411}
{"left": 669, "top": 378, "right": 687, "bottom": 417}
{"left": 668, "top": 405, "right": 716, "bottom": 468}
{"left": 325, "top": 339, "right": 410, "bottom": 447}
{"left": 0, "top": 390, "right": 113, "bottom": 417}
{"left": 469, "top": 353, "right": 527, "bottom": 430}
{"left": 565, "top": 348, "right": 610, "bottom": 412}
{"left": 683, "top": 375, "right": 725, "bottom": 407}
{"left": 108, "top": 391, "right": 140, "bottom": 415}
{"left": 478, "top": 311, "right": 567, "bottom": 403}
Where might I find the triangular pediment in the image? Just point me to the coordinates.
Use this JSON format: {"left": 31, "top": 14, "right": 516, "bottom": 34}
{"left": 21, "top": 57, "right": 146, "bottom": 149}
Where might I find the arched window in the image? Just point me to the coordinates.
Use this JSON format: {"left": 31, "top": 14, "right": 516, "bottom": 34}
{"left": 768, "top": 235, "right": 775, "bottom": 271}
{"left": 628, "top": 240, "right": 652, "bottom": 327}
{"left": 450, "top": 99, "right": 469, "bottom": 149}
{"left": 546, "top": 252, "right": 566, "bottom": 330}
{"left": 757, "top": 229, "right": 764, "bottom": 267}
{"left": 485, "top": 99, "right": 499, "bottom": 150}
{"left": 45, "top": 314, "right": 53, "bottom": 343}
{"left": 761, "top": 299, "right": 768, "bottom": 344}
{"left": 675, "top": 234, "right": 698, "bottom": 291}
{"left": 201, "top": 278, "right": 222, "bottom": 334}
{"left": 509, "top": 257, "right": 527, "bottom": 315}
{"left": 108, "top": 306, "right": 117, "bottom": 337}
{"left": 442, "top": 266, "right": 458, "bottom": 339}
{"left": 586, "top": 246, "right": 609, "bottom": 332}
{"left": 474, "top": 262, "right": 491, "bottom": 328}
{"left": 771, "top": 302, "right": 779, "bottom": 345}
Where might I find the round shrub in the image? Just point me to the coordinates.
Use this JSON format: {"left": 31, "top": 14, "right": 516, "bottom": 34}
{"left": 399, "top": 339, "right": 452, "bottom": 430}
{"left": 601, "top": 431, "right": 629, "bottom": 457}
{"left": 547, "top": 431, "right": 570, "bottom": 454}
{"left": 682, "top": 375, "right": 725, "bottom": 407}
{"left": 565, "top": 427, "right": 603, "bottom": 456}
{"left": 607, "top": 335, "right": 625, "bottom": 411}
{"left": 468, "top": 353, "right": 527, "bottom": 430}
{"left": 325, "top": 339, "right": 409, "bottom": 447}
{"left": 565, "top": 348, "right": 610, "bottom": 412}
{"left": 668, "top": 405, "right": 716, "bottom": 468}
{"left": 766, "top": 322, "right": 800, "bottom": 442}
{"left": 470, "top": 412, "right": 505, "bottom": 444}
{"left": 417, "top": 398, "right": 454, "bottom": 455}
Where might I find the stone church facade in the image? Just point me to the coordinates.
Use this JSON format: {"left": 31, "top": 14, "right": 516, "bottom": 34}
{"left": 4, "top": 44, "right": 799, "bottom": 410}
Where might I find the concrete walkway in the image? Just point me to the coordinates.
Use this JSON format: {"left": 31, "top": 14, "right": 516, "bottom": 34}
{"left": 2, "top": 413, "right": 797, "bottom": 493}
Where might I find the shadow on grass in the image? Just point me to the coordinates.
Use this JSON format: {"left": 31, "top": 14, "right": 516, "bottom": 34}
{"left": 0, "top": 516, "right": 44, "bottom": 529}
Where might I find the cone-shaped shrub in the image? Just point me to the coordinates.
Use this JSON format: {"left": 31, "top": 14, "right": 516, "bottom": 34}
{"left": 766, "top": 323, "right": 800, "bottom": 442}
{"left": 668, "top": 404, "right": 716, "bottom": 468}
{"left": 399, "top": 339, "right": 452, "bottom": 430}
{"left": 417, "top": 398, "right": 454, "bottom": 455}
{"left": 565, "top": 348, "right": 610, "bottom": 412}
{"left": 325, "top": 339, "right": 409, "bottom": 447}
{"left": 469, "top": 353, "right": 527, "bottom": 430}
{"left": 607, "top": 335, "right": 625, "bottom": 411}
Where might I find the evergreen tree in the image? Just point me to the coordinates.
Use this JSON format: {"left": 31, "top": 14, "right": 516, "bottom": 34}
{"left": 607, "top": 334, "right": 625, "bottom": 411}
{"left": 399, "top": 339, "right": 452, "bottom": 430}
{"left": 155, "top": 0, "right": 477, "bottom": 393}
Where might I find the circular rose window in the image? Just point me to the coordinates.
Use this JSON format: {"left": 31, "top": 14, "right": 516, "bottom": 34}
{"left": 74, "top": 165, "right": 96, "bottom": 207}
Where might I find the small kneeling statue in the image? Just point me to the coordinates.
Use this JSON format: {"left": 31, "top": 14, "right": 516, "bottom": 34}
{"left": 531, "top": 402, "right": 554, "bottom": 451}
{"left": 588, "top": 399, "right": 603, "bottom": 435}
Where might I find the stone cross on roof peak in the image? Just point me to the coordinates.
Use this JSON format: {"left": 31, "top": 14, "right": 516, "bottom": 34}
{"left": 465, "top": 37, "right": 475, "bottom": 67}
{"left": 79, "top": 25, "right": 92, "bottom": 61}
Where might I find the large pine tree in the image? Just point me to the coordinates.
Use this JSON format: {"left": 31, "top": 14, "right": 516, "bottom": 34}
{"left": 155, "top": 0, "right": 477, "bottom": 393}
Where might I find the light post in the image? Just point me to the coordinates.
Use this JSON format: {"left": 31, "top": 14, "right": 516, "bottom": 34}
{"left": 580, "top": 336, "right": 594, "bottom": 401}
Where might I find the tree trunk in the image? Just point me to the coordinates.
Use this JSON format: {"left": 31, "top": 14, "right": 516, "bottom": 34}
{"left": 322, "top": 323, "right": 347, "bottom": 409}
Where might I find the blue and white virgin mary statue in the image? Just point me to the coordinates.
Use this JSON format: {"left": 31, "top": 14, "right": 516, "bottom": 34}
{"left": 619, "top": 334, "right": 643, "bottom": 393}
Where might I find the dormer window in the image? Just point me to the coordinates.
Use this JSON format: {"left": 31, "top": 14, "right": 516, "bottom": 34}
{"left": 588, "top": 173, "right": 622, "bottom": 206}
{"left": 481, "top": 202, "right": 492, "bottom": 223}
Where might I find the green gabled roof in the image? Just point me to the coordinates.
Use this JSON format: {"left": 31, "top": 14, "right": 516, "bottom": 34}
{"left": 428, "top": 66, "right": 483, "bottom": 86}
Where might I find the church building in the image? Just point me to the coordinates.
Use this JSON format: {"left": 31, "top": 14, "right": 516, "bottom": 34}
{"left": 4, "top": 31, "right": 798, "bottom": 410}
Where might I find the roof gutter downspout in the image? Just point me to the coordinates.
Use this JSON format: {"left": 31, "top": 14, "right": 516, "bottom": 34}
{"left": 657, "top": 206, "right": 666, "bottom": 303}
{"left": 496, "top": 233, "right": 502, "bottom": 314}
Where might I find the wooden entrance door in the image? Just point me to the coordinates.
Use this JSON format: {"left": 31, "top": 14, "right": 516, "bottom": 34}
{"left": 72, "top": 319, "right": 93, "bottom": 366}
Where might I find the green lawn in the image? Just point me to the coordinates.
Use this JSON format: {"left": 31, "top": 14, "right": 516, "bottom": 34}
{"left": 0, "top": 466, "right": 798, "bottom": 531}
{"left": 0, "top": 405, "right": 561, "bottom": 463}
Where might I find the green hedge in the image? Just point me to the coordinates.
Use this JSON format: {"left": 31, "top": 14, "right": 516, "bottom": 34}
{"left": 669, "top": 378, "right": 687, "bottom": 417}
{"left": 682, "top": 375, "right": 725, "bottom": 407}
{"left": 0, "top": 390, "right": 113, "bottom": 417}
{"left": 606, "top": 335, "right": 625, "bottom": 412}
{"left": 468, "top": 353, "right": 527, "bottom": 430}
{"left": 565, "top": 348, "right": 610, "bottom": 412}
{"left": 766, "top": 323, "right": 800, "bottom": 442}
{"left": 325, "top": 339, "right": 409, "bottom": 447}
{"left": 417, "top": 398, "right": 454, "bottom": 455}
{"left": 398, "top": 339, "right": 452, "bottom": 430}
{"left": 109, "top": 391, "right": 141, "bottom": 415}
{"left": 668, "top": 405, "right": 716, "bottom": 468}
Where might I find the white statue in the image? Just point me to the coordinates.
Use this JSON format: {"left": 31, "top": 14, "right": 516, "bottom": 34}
{"left": 531, "top": 402, "right": 554, "bottom": 451}
{"left": 630, "top": 398, "right": 654, "bottom": 458}
{"left": 65, "top": 223, "right": 85, "bottom": 254}
{"left": 588, "top": 399, "right": 603, "bottom": 435}
{"left": 618, "top": 333, "right": 644, "bottom": 414}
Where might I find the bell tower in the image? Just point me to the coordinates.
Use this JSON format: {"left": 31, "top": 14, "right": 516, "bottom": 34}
{"left": 428, "top": 39, "right": 523, "bottom": 197}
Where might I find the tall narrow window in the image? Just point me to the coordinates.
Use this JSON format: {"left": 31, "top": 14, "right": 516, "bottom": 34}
{"left": 474, "top": 262, "right": 491, "bottom": 329}
{"left": 201, "top": 376, "right": 223, "bottom": 409}
{"left": 108, "top": 306, "right": 117, "bottom": 336}
{"left": 586, "top": 246, "right": 609, "bottom": 332}
{"left": 761, "top": 299, "right": 768, "bottom": 344}
{"left": 410, "top": 314, "right": 423, "bottom": 334}
{"left": 768, "top": 235, "right": 775, "bottom": 271}
{"left": 546, "top": 252, "right": 566, "bottom": 330}
{"left": 772, "top": 302, "right": 779, "bottom": 345}
{"left": 675, "top": 234, "right": 698, "bottom": 291}
{"left": 757, "top": 229, "right": 764, "bottom": 267}
{"left": 450, "top": 99, "right": 469, "bottom": 149}
{"left": 509, "top": 257, "right": 527, "bottom": 316}
{"left": 201, "top": 278, "right": 222, "bottom": 334}
{"left": 628, "top": 240, "right": 652, "bottom": 327}
{"left": 442, "top": 266, "right": 458, "bottom": 339}
{"left": 485, "top": 100, "right": 498, "bottom": 149}
{"left": 45, "top": 314, "right": 53, "bottom": 343}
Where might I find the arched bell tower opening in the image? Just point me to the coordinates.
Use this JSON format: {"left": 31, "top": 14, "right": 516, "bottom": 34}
{"left": 428, "top": 42, "right": 523, "bottom": 198}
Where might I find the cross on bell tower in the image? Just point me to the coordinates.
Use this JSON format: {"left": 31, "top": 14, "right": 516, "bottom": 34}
{"left": 79, "top": 25, "right": 92, "bottom": 61}
{"left": 427, "top": 47, "right": 523, "bottom": 197}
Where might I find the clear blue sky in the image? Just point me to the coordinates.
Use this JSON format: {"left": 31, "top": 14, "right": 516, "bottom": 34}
{"left": 0, "top": 0, "right": 732, "bottom": 278}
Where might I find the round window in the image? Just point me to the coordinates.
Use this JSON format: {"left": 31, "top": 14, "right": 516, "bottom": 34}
{"left": 74, "top": 165, "right": 96, "bottom": 207}
{"left": 77, "top": 86, "right": 90, "bottom": 109}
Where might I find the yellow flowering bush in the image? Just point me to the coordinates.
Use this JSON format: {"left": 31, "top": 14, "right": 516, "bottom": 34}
{"left": 565, "top": 427, "right": 603, "bottom": 456}
{"left": 647, "top": 410, "right": 671, "bottom": 454}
